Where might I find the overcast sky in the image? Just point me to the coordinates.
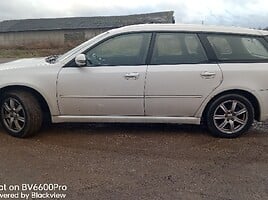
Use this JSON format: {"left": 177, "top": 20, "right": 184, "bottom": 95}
{"left": 0, "top": 0, "right": 267, "bottom": 28}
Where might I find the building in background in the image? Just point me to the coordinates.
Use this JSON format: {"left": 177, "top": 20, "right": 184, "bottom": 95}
{"left": 0, "top": 11, "right": 174, "bottom": 49}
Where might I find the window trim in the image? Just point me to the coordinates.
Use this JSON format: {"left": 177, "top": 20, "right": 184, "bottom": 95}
{"left": 145, "top": 32, "right": 156, "bottom": 65}
{"left": 203, "top": 33, "right": 268, "bottom": 63}
{"left": 264, "top": 36, "right": 268, "bottom": 43}
{"left": 198, "top": 34, "right": 218, "bottom": 62}
{"left": 64, "top": 32, "right": 153, "bottom": 67}
{"left": 260, "top": 37, "right": 268, "bottom": 50}
{"left": 64, "top": 31, "right": 268, "bottom": 67}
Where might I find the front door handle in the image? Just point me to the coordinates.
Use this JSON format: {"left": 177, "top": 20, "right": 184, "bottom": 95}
{"left": 124, "top": 72, "right": 140, "bottom": 80}
{"left": 200, "top": 71, "right": 216, "bottom": 79}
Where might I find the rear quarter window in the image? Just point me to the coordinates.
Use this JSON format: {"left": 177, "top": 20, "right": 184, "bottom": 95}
{"left": 207, "top": 34, "right": 268, "bottom": 61}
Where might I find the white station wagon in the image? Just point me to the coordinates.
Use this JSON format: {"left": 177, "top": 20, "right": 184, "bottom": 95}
{"left": 1, "top": 24, "right": 268, "bottom": 138}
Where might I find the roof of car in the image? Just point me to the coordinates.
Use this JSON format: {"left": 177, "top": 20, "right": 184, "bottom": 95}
{"left": 111, "top": 24, "right": 268, "bottom": 36}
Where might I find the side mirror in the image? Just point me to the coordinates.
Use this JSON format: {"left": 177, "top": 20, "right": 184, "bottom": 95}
{"left": 75, "top": 54, "right": 87, "bottom": 67}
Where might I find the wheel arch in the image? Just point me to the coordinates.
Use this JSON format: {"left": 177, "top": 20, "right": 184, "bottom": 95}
{"left": 201, "top": 89, "right": 260, "bottom": 122}
{"left": 0, "top": 85, "right": 52, "bottom": 122}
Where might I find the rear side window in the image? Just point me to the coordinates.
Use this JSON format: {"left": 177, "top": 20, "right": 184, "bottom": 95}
{"left": 207, "top": 35, "right": 268, "bottom": 61}
{"left": 151, "top": 33, "right": 208, "bottom": 65}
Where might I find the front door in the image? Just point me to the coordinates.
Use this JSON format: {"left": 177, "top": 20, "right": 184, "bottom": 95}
{"left": 57, "top": 33, "right": 152, "bottom": 116}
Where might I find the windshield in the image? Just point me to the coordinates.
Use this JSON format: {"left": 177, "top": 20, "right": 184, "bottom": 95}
{"left": 57, "top": 31, "right": 109, "bottom": 62}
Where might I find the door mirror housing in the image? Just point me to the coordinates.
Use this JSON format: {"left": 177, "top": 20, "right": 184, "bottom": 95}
{"left": 75, "top": 54, "right": 87, "bottom": 67}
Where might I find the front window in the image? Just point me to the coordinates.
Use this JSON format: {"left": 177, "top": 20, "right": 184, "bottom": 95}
{"left": 86, "top": 33, "right": 151, "bottom": 66}
{"left": 207, "top": 34, "right": 268, "bottom": 61}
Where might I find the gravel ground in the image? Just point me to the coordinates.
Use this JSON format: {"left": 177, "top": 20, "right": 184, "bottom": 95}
{"left": 0, "top": 124, "right": 267, "bottom": 200}
{"left": 0, "top": 58, "right": 267, "bottom": 200}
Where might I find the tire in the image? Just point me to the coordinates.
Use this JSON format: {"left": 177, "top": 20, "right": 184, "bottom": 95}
{"left": 0, "top": 90, "right": 43, "bottom": 138}
{"left": 206, "top": 94, "right": 254, "bottom": 138}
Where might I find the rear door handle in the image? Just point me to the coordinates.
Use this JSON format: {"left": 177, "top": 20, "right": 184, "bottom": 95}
{"left": 200, "top": 71, "right": 216, "bottom": 79}
{"left": 124, "top": 72, "right": 140, "bottom": 80}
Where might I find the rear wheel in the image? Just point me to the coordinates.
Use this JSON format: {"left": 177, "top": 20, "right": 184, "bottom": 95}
{"left": 0, "top": 90, "right": 43, "bottom": 138}
{"left": 206, "top": 94, "right": 254, "bottom": 138}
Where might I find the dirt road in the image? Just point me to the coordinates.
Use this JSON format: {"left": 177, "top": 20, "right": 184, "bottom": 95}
{"left": 0, "top": 58, "right": 267, "bottom": 200}
{"left": 0, "top": 124, "right": 267, "bottom": 200}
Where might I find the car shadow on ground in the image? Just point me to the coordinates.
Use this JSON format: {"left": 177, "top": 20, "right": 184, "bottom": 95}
{"left": 39, "top": 123, "right": 209, "bottom": 136}
{"left": 0, "top": 122, "right": 266, "bottom": 143}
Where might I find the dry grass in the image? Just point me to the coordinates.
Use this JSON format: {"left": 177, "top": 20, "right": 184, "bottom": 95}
{"left": 0, "top": 40, "right": 85, "bottom": 58}
{"left": 0, "top": 48, "right": 71, "bottom": 58}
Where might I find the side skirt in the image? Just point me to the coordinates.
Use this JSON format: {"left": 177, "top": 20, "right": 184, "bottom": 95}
{"left": 52, "top": 116, "right": 201, "bottom": 124}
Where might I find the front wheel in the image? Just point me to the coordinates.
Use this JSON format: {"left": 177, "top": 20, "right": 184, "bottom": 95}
{"left": 0, "top": 90, "right": 43, "bottom": 138}
{"left": 206, "top": 94, "right": 254, "bottom": 138}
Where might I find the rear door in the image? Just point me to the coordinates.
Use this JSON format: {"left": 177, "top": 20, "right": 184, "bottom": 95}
{"left": 145, "top": 32, "right": 222, "bottom": 117}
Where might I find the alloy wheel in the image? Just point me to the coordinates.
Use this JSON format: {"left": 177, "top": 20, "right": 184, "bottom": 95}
{"left": 213, "top": 99, "right": 248, "bottom": 134}
{"left": 1, "top": 98, "right": 26, "bottom": 133}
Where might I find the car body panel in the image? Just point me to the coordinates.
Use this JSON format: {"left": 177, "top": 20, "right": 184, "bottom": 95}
{"left": 57, "top": 65, "right": 147, "bottom": 115}
{"left": 52, "top": 115, "right": 200, "bottom": 124}
{"left": 0, "top": 58, "right": 61, "bottom": 116}
{"left": 195, "top": 63, "right": 268, "bottom": 121}
{"left": 145, "top": 64, "right": 223, "bottom": 116}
